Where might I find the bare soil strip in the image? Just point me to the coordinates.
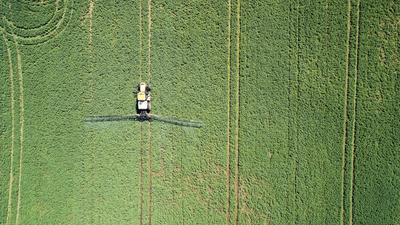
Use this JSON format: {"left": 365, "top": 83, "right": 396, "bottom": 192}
{"left": 349, "top": 1, "right": 361, "bottom": 224}
{"left": 340, "top": 1, "right": 352, "bottom": 224}
{"left": 225, "top": 0, "right": 232, "bottom": 224}
{"left": 88, "top": 0, "right": 95, "bottom": 46}
{"left": 14, "top": 36, "right": 25, "bottom": 225}
{"left": 233, "top": 0, "right": 241, "bottom": 224}
{"left": 3, "top": 33, "right": 16, "bottom": 225}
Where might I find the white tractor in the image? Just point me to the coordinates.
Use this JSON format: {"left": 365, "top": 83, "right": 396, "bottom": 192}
{"left": 136, "top": 82, "right": 151, "bottom": 120}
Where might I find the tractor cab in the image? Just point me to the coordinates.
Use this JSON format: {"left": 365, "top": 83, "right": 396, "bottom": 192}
{"left": 135, "top": 82, "right": 151, "bottom": 120}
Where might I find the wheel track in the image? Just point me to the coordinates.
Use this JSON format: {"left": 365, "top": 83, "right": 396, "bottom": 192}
{"left": 1, "top": 5, "right": 66, "bottom": 43}
{"left": 5, "top": 0, "right": 60, "bottom": 33}
{"left": 225, "top": 0, "right": 232, "bottom": 224}
{"left": 233, "top": 0, "right": 241, "bottom": 224}
{"left": 2, "top": 32, "right": 26, "bottom": 225}
{"left": 294, "top": 1, "right": 301, "bottom": 224}
{"left": 84, "top": 0, "right": 95, "bottom": 223}
{"left": 139, "top": 0, "right": 143, "bottom": 83}
{"left": 139, "top": 0, "right": 144, "bottom": 223}
{"left": 140, "top": 124, "right": 144, "bottom": 225}
{"left": 146, "top": 0, "right": 152, "bottom": 83}
{"left": 349, "top": 1, "right": 361, "bottom": 224}
{"left": 15, "top": 1, "right": 71, "bottom": 45}
{"left": 1, "top": 1, "right": 71, "bottom": 224}
{"left": 286, "top": 1, "right": 291, "bottom": 224}
{"left": 2, "top": 1, "right": 65, "bottom": 223}
{"left": 20, "top": 0, "right": 56, "bottom": 6}
{"left": 87, "top": 0, "right": 94, "bottom": 47}
{"left": 3, "top": 32, "right": 16, "bottom": 225}
{"left": 147, "top": 122, "right": 152, "bottom": 225}
{"left": 340, "top": 0, "right": 352, "bottom": 224}
{"left": 13, "top": 34, "right": 25, "bottom": 225}
{"left": 2, "top": 2, "right": 60, "bottom": 33}
{"left": 287, "top": 1, "right": 300, "bottom": 224}
{"left": 146, "top": 1, "right": 153, "bottom": 224}
{"left": 1, "top": 0, "right": 73, "bottom": 45}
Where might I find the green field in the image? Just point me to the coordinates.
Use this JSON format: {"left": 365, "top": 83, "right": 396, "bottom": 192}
{"left": 0, "top": 0, "right": 399, "bottom": 224}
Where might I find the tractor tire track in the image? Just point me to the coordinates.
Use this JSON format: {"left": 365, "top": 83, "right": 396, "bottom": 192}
{"left": 286, "top": 1, "right": 292, "bottom": 223}
{"left": 349, "top": 1, "right": 361, "bottom": 224}
{"left": 87, "top": 0, "right": 94, "bottom": 47}
{"left": 296, "top": 0, "right": 301, "bottom": 224}
{"left": 225, "top": 0, "right": 232, "bottom": 224}
{"left": 5, "top": 0, "right": 61, "bottom": 35}
{"left": 140, "top": 124, "right": 144, "bottom": 225}
{"left": 3, "top": 1, "right": 64, "bottom": 223}
{"left": 146, "top": 1, "right": 153, "bottom": 224}
{"left": 233, "top": 0, "right": 241, "bottom": 224}
{"left": 14, "top": 35, "right": 25, "bottom": 225}
{"left": 85, "top": 0, "right": 94, "bottom": 91}
{"left": 147, "top": 122, "right": 152, "bottom": 225}
{"left": 1, "top": 1, "right": 69, "bottom": 224}
{"left": 20, "top": 0, "right": 55, "bottom": 6}
{"left": 1, "top": 4, "right": 67, "bottom": 44}
{"left": 340, "top": 0, "right": 352, "bottom": 224}
{"left": 294, "top": 1, "right": 301, "bottom": 224}
{"left": 287, "top": 1, "right": 300, "bottom": 224}
{"left": 139, "top": 0, "right": 144, "bottom": 223}
{"left": 3, "top": 32, "right": 16, "bottom": 225}
{"left": 147, "top": 0, "right": 152, "bottom": 83}
{"left": 139, "top": 0, "right": 143, "bottom": 82}
{"left": 289, "top": 1, "right": 302, "bottom": 224}
{"left": 4, "top": 0, "right": 66, "bottom": 36}
{"left": 82, "top": 0, "right": 95, "bottom": 221}
{"left": 1, "top": 0, "right": 72, "bottom": 45}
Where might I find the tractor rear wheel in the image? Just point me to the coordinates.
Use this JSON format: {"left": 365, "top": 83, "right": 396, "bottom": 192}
{"left": 147, "top": 102, "right": 151, "bottom": 113}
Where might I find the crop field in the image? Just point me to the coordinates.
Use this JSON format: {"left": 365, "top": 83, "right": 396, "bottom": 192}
{"left": 0, "top": 0, "right": 399, "bottom": 224}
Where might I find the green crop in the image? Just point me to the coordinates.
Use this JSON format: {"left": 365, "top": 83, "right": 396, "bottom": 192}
{"left": 0, "top": 0, "right": 398, "bottom": 224}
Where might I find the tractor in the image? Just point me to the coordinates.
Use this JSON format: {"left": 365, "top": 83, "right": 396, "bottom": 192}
{"left": 135, "top": 82, "right": 151, "bottom": 120}
{"left": 85, "top": 82, "right": 202, "bottom": 128}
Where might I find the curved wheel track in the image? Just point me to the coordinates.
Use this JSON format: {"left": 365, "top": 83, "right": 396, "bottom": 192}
{"left": 3, "top": 33, "right": 16, "bottom": 225}
{"left": 0, "top": 0, "right": 73, "bottom": 45}
{"left": 1, "top": 1, "right": 73, "bottom": 223}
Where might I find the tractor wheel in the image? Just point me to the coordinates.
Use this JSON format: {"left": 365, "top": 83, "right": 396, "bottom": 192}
{"left": 136, "top": 102, "right": 140, "bottom": 114}
{"left": 147, "top": 102, "right": 151, "bottom": 113}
